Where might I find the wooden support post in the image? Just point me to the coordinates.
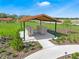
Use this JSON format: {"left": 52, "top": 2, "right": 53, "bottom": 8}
{"left": 23, "top": 22, "right": 25, "bottom": 41}
{"left": 40, "top": 20, "right": 42, "bottom": 34}
{"left": 21, "top": 22, "right": 22, "bottom": 29}
{"left": 55, "top": 22, "right": 57, "bottom": 37}
{"left": 40, "top": 20, "right": 41, "bottom": 26}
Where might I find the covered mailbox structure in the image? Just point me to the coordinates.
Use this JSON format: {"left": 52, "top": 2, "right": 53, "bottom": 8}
{"left": 20, "top": 14, "right": 60, "bottom": 41}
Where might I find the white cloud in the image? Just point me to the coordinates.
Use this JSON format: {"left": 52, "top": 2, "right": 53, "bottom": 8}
{"left": 37, "top": 1, "right": 51, "bottom": 7}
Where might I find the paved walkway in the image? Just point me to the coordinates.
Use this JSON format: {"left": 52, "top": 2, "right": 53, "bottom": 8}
{"left": 22, "top": 29, "right": 79, "bottom": 59}
{"left": 38, "top": 40, "right": 55, "bottom": 49}
{"left": 24, "top": 45, "right": 79, "bottom": 59}
{"left": 24, "top": 39, "right": 79, "bottom": 59}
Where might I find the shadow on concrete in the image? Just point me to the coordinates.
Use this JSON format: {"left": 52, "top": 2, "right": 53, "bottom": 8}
{"left": 33, "top": 32, "right": 54, "bottom": 40}
{"left": 47, "top": 29, "right": 67, "bottom": 37}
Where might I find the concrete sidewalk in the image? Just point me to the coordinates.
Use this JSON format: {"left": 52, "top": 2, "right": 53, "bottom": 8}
{"left": 38, "top": 40, "right": 55, "bottom": 49}
{"left": 24, "top": 45, "right": 79, "bottom": 59}
{"left": 23, "top": 29, "right": 79, "bottom": 59}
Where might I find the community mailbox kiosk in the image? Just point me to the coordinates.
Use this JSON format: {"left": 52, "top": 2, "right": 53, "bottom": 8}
{"left": 19, "top": 14, "right": 60, "bottom": 41}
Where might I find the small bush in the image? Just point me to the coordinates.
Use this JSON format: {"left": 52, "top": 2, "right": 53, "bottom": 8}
{"left": 9, "top": 38, "right": 24, "bottom": 51}
{"left": 12, "top": 53, "right": 18, "bottom": 57}
{"left": 0, "top": 48, "right": 6, "bottom": 53}
{"left": 23, "top": 48, "right": 29, "bottom": 53}
{"left": 72, "top": 52, "right": 79, "bottom": 59}
{"left": 6, "top": 52, "right": 13, "bottom": 56}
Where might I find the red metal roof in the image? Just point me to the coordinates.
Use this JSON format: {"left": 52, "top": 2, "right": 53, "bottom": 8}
{"left": 20, "top": 14, "right": 61, "bottom": 22}
{"left": 0, "top": 18, "right": 14, "bottom": 21}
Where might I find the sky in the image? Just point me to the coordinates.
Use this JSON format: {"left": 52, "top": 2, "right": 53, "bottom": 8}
{"left": 0, "top": 0, "right": 79, "bottom": 18}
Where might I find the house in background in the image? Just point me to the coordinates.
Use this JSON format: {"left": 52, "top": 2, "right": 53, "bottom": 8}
{"left": 0, "top": 18, "right": 15, "bottom": 22}
{"left": 71, "top": 20, "right": 79, "bottom": 25}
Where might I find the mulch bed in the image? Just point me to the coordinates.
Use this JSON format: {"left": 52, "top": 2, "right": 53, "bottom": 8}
{"left": 49, "top": 29, "right": 79, "bottom": 45}
{"left": 50, "top": 40, "right": 79, "bottom": 45}
{"left": 11, "top": 48, "right": 41, "bottom": 59}
{"left": 50, "top": 29, "right": 79, "bottom": 59}
{"left": 58, "top": 54, "right": 72, "bottom": 59}
{"left": 58, "top": 53, "right": 79, "bottom": 59}
{"left": 56, "top": 29, "right": 78, "bottom": 34}
{"left": 0, "top": 36, "right": 42, "bottom": 59}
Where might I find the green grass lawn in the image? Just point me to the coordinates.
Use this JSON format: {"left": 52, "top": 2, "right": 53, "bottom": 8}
{"left": 43, "top": 23, "right": 79, "bottom": 31}
{"left": 0, "top": 20, "right": 79, "bottom": 40}
{"left": 0, "top": 22, "right": 21, "bottom": 37}
{"left": 0, "top": 21, "right": 38, "bottom": 38}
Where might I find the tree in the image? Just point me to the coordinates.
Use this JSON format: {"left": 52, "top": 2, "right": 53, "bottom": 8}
{"left": 8, "top": 14, "right": 18, "bottom": 18}
{"left": 0, "top": 13, "right": 18, "bottom": 19}
{"left": 0, "top": 13, "right": 8, "bottom": 18}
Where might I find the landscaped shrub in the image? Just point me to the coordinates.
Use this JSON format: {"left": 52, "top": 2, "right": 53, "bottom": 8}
{"left": 23, "top": 42, "right": 42, "bottom": 53}
{"left": 6, "top": 52, "right": 13, "bottom": 56}
{"left": 72, "top": 52, "right": 79, "bottom": 59}
{"left": 8, "top": 29, "right": 24, "bottom": 51}
{"left": 9, "top": 38, "right": 24, "bottom": 51}
{"left": 55, "top": 40, "right": 60, "bottom": 44}
{"left": 12, "top": 53, "right": 18, "bottom": 57}
{"left": 74, "top": 52, "right": 79, "bottom": 56}
{"left": 69, "top": 39, "right": 73, "bottom": 43}
{"left": 55, "top": 36, "right": 66, "bottom": 44}
{"left": 0, "top": 48, "right": 6, "bottom": 53}
{"left": 23, "top": 48, "right": 29, "bottom": 53}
